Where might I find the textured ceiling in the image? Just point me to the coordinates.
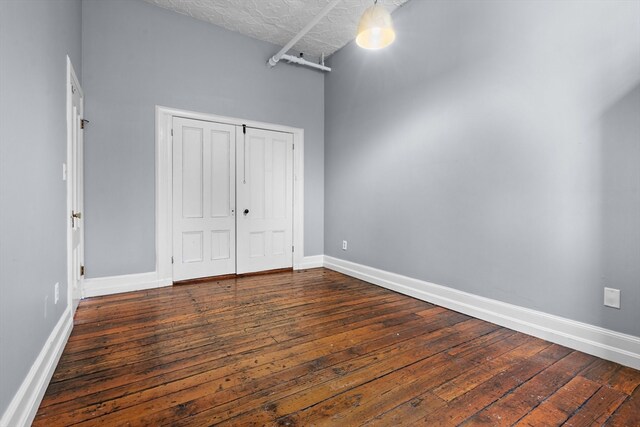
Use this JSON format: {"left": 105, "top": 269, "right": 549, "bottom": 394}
{"left": 143, "top": 0, "right": 408, "bottom": 59}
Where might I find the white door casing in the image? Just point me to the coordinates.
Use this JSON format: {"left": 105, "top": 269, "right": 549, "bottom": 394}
{"left": 172, "top": 117, "right": 237, "bottom": 280}
{"left": 237, "top": 127, "right": 294, "bottom": 274}
{"left": 66, "top": 56, "right": 84, "bottom": 311}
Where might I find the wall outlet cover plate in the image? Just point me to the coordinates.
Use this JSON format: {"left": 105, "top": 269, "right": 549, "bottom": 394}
{"left": 604, "top": 287, "right": 621, "bottom": 309}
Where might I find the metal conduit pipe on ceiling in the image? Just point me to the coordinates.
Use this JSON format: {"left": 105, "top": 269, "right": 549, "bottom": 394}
{"left": 268, "top": 0, "right": 342, "bottom": 72}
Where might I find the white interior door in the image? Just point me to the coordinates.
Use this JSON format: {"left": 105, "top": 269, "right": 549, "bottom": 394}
{"left": 67, "top": 58, "right": 83, "bottom": 312}
{"left": 172, "top": 117, "right": 236, "bottom": 281}
{"left": 237, "top": 127, "right": 294, "bottom": 274}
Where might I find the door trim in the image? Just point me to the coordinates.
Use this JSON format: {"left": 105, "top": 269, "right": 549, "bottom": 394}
{"left": 155, "top": 105, "right": 305, "bottom": 283}
{"left": 66, "top": 56, "right": 83, "bottom": 313}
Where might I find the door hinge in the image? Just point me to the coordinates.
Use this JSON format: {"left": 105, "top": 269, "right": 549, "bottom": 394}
{"left": 243, "top": 124, "right": 246, "bottom": 134}
{"left": 171, "top": 256, "right": 174, "bottom": 264}
{"left": 80, "top": 119, "right": 89, "bottom": 129}
{"left": 80, "top": 265, "right": 85, "bottom": 276}
{"left": 171, "top": 128, "right": 173, "bottom": 137}
{"left": 292, "top": 144, "right": 295, "bottom": 150}
{"left": 292, "top": 245, "right": 294, "bottom": 253}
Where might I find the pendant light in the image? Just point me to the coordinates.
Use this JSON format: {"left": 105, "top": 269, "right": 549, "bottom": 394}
{"left": 356, "top": 0, "right": 396, "bottom": 50}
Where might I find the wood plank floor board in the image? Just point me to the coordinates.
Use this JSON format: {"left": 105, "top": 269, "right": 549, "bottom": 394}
{"left": 562, "top": 385, "right": 628, "bottom": 426}
{"left": 57, "top": 283, "right": 417, "bottom": 363}
{"left": 65, "top": 290, "right": 406, "bottom": 355}
{"left": 515, "top": 376, "right": 602, "bottom": 426}
{"left": 54, "top": 295, "right": 424, "bottom": 378}
{"left": 62, "top": 314, "right": 475, "bottom": 426}
{"left": 148, "top": 318, "right": 485, "bottom": 427}
{"left": 59, "top": 293, "right": 412, "bottom": 366}
{"left": 41, "top": 304, "right": 452, "bottom": 411}
{"left": 37, "top": 302, "right": 439, "bottom": 420}
{"left": 605, "top": 384, "right": 640, "bottom": 427}
{"left": 34, "top": 268, "right": 640, "bottom": 426}
{"left": 462, "top": 351, "right": 597, "bottom": 426}
{"left": 209, "top": 320, "right": 501, "bottom": 427}
{"left": 44, "top": 298, "right": 436, "bottom": 404}
{"left": 70, "top": 275, "right": 379, "bottom": 337}
{"left": 72, "top": 290, "right": 419, "bottom": 346}
{"left": 262, "top": 329, "right": 525, "bottom": 427}
{"left": 431, "top": 336, "right": 553, "bottom": 403}
{"left": 72, "top": 272, "right": 343, "bottom": 326}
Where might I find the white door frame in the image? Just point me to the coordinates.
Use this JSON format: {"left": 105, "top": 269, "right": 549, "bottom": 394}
{"left": 155, "top": 105, "right": 305, "bottom": 283}
{"left": 66, "top": 56, "right": 84, "bottom": 312}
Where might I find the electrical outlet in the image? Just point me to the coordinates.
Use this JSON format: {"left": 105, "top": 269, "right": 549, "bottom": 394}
{"left": 342, "top": 240, "right": 348, "bottom": 250}
{"left": 54, "top": 282, "right": 59, "bottom": 304}
{"left": 44, "top": 295, "right": 48, "bottom": 318}
{"left": 604, "top": 287, "right": 621, "bottom": 309}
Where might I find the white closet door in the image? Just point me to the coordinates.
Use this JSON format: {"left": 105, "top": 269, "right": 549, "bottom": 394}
{"left": 237, "top": 127, "right": 294, "bottom": 274}
{"left": 172, "top": 117, "right": 236, "bottom": 281}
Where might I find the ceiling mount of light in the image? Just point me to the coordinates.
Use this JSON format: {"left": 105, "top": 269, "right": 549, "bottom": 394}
{"left": 356, "top": 0, "right": 396, "bottom": 50}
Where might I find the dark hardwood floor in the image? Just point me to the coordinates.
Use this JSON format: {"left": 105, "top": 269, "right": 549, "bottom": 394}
{"left": 34, "top": 268, "right": 640, "bottom": 426}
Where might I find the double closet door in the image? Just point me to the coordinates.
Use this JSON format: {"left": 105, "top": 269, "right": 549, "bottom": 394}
{"left": 172, "top": 117, "right": 294, "bottom": 281}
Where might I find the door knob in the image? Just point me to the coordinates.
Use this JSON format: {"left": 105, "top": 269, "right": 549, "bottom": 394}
{"left": 243, "top": 209, "right": 249, "bottom": 215}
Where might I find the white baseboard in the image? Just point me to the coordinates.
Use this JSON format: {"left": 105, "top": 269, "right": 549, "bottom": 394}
{"left": 324, "top": 256, "right": 640, "bottom": 370}
{"left": 83, "top": 272, "right": 172, "bottom": 298}
{"left": 0, "top": 308, "right": 73, "bottom": 427}
{"left": 294, "top": 255, "right": 325, "bottom": 270}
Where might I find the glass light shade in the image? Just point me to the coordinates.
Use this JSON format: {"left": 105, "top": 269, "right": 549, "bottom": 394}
{"left": 356, "top": 4, "right": 396, "bottom": 50}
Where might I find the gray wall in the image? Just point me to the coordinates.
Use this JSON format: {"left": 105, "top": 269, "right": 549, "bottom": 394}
{"left": 82, "top": 0, "right": 325, "bottom": 278}
{"left": 0, "top": 0, "right": 82, "bottom": 415}
{"left": 325, "top": 0, "right": 640, "bottom": 336}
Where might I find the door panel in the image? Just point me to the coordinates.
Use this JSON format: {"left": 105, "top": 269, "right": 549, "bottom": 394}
{"left": 211, "top": 132, "right": 232, "bottom": 217}
{"left": 211, "top": 230, "right": 230, "bottom": 259}
{"left": 181, "top": 127, "right": 203, "bottom": 218}
{"left": 237, "top": 128, "right": 293, "bottom": 274}
{"left": 172, "top": 117, "right": 236, "bottom": 280}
